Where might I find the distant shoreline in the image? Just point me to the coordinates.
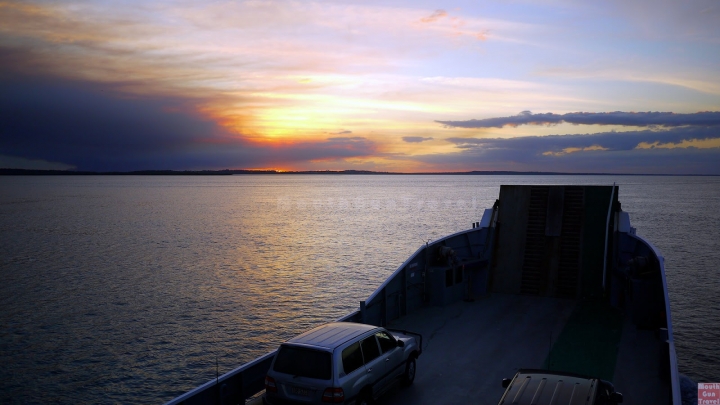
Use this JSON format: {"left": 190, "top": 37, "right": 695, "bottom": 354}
{"left": 1, "top": 168, "right": 717, "bottom": 176}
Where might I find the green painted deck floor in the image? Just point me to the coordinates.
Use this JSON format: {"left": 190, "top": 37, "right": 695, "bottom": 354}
{"left": 543, "top": 300, "right": 624, "bottom": 381}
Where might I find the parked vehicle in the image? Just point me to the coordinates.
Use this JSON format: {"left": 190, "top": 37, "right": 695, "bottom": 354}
{"left": 499, "top": 369, "right": 623, "bottom": 405}
{"left": 264, "top": 322, "right": 421, "bottom": 405}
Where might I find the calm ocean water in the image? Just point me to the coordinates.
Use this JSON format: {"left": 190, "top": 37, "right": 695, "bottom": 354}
{"left": 0, "top": 175, "right": 718, "bottom": 404}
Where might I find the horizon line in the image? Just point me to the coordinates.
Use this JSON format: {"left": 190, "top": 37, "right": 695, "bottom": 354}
{"left": 1, "top": 168, "right": 718, "bottom": 176}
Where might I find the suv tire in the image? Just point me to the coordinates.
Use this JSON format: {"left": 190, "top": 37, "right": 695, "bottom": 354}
{"left": 402, "top": 358, "right": 416, "bottom": 386}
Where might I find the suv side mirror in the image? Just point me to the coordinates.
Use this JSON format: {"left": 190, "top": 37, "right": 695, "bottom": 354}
{"left": 397, "top": 340, "right": 405, "bottom": 348}
{"left": 610, "top": 392, "right": 623, "bottom": 403}
{"left": 501, "top": 378, "right": 511, "bottom": 388}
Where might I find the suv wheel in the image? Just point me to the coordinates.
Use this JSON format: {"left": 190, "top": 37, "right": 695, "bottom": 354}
{"left": 402, "top": 358, "right": 416, "bottom": 386}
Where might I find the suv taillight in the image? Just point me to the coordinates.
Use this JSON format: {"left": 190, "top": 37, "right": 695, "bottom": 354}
{"left": 264, "top": 376, "right": 277, "bottom": 393}
{"left": 322, "top": 387, "right": 344, "bottom": 403}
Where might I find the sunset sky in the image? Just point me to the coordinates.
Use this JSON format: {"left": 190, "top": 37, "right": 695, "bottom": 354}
{"left": 1, "top": 0, "right": 719, "bottom": 173}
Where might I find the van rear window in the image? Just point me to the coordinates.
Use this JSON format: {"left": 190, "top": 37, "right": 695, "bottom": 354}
{"left": 273, "top": 345, "right": 331, "bottom": 380}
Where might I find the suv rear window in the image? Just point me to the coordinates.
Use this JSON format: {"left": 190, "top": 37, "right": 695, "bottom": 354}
{"left": 273, "top": 345, "right": 331, "bottom": 380}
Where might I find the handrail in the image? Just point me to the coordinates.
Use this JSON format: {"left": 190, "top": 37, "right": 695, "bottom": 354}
{"left": 163, "top": 351, "right": 276, "bottom": 405}
{"left": 163, "top": 310, "right": 361, "bottom": 405}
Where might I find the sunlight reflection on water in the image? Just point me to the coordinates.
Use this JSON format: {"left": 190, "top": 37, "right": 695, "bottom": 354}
{"left": 0, "top": 175, "right": 718, "bottom": 403}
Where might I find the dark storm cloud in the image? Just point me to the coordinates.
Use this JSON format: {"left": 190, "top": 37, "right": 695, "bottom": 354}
{"left": 445, "top": 127, "right": 719, "bottom": 152}
{"left": 437, "top": 111, "right": 720, "bottom": 129}
{"left": 0, "top": 74, "right": 377, "bottom": 171}
{"left": 405, "top": 127, "right": 720, "bottom": 174}
{"left": 402, "top": 136, "right": 434, "bottom": 143}
{"left": 0, "top": 75, "right": 218, "bottom": 170}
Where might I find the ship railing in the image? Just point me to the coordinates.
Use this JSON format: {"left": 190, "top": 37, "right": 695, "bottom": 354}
{"left": 165, "top": 219, "right": 492, "bottom": 404}
{"left": 163, "top": 311, "right": 360, "bottom": 405}
{"left": 361, "top": 224, "right": 489, "bottom": 327}
{"left": 630, "top": 233, "right": 682, "bottom": 405}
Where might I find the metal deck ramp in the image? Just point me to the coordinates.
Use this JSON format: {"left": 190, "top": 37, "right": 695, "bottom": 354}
{"left": 491, "top": 185, "right": 615, "bottom": 299}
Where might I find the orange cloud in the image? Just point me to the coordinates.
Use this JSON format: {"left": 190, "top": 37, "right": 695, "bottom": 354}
{"left": 542, "top": 145, "right": 609, "bottom": 156}
{"left": 635, "top": 138, "right": 720, "bottom": 150}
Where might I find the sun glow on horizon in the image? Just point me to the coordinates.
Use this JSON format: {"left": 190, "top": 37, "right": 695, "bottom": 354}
{"left": 1, "top": 0, "right": 719, "bottom": 173}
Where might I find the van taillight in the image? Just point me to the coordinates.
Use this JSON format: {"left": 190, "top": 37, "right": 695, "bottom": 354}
{"left": 264, "top": 376, "right": 277, "bottom": 393}
{"left": 322, "top": 387, "right": 344, "bottom": 403}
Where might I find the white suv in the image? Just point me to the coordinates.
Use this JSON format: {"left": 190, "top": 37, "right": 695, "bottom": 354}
{"left": 264, "top": 322, "right": 422, "bottom": 405}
